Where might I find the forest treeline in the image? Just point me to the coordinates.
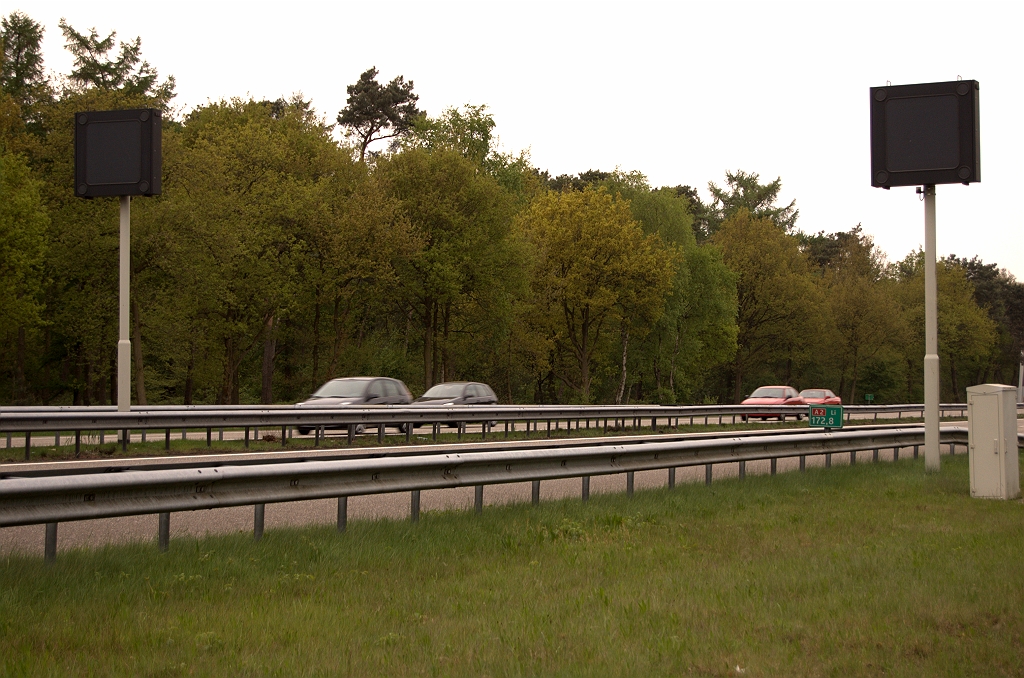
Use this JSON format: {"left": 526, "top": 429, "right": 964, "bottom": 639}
{"left": 1, "top": 12, "right": 1022, "bottom": 406}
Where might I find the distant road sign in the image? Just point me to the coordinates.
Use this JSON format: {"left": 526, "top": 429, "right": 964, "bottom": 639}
{"left": 809, "top": 405, "right": 843, "bottom": 428}
{"left": 865, "top": 393, "right": 875, "bottom": 402}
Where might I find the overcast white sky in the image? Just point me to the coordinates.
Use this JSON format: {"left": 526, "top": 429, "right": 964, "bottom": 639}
{"left": 14, "top": 0, "right": 1024, "bottom": 277}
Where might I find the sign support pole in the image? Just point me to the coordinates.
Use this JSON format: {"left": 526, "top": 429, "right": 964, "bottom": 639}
{"left": 118, "top": 196, "right": 131, "bottom": 413}
{"left": 923, "top": 185, "right": 939, "bottom": 471}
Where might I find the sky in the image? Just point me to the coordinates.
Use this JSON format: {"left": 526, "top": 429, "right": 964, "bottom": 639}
{"left": 13, "top": 0, "right": 1024, "bottom": 277}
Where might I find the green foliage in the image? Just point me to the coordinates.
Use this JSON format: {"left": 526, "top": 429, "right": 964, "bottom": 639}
{"left": 58, "top": 18, "right": 174, "bottom": 102}
{"left": 337, "top": 66, "right": 422, "bottom": 161}
{"left": 0, "top": 149, "right": 47, "bottom": 329}
{"left": 705, "top": 169, "right": 799, "bottom": 237}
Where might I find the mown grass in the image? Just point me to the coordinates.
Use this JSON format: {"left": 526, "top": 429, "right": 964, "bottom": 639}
{"left": 2, "top": 453, "right": 1022, "bottom": 677}
{"left": 1, "top": 415, "right": 949, "bottom": 464}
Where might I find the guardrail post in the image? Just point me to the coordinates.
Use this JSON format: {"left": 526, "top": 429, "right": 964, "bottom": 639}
{"left": 668, "top": 467, "right": 676, "bottom": 489}
{"left": 873, "top": 448, "right": 879, "bottom": 463}
{"left": 348, "top": 424, "right": 355, "bottom": 445}
{"left": 24, "top": 431, "right": 30, "bottom": 461}
{"left": 582, "top": 476, "right": 590, "bottom": 502}
{"left": 141, "top": 429, "right": 146, "bottom": 443}
{"left": 244, "top": 426, "right": 250, "bottom": 448}
{"left": 158, "top": 512, "right": 170, "bottom": 552}
{"left": 41, "top": 522, "right": 59, "bottom": 564}
{"left": 739, "top": 461, "right": 746, "bottom": 480}
{"left": 181, "top": 428, "right": 186, "bottom": 441}
{"left": 504, "top": 420, "right": 510, "bottom": 438}
{"left": 913, "top": 445, "right": 919, "bottom": 459}
{"left": 482, "top": 422, "right": 487, "bottom": 440}
{"left": 474, "top": 485, "right": 483, "bottom": 514}
{"left": 406, "top": 424, "right": 412, "bottom": 443}
{"left": 122, "top": 429, "right": 128, "bottom": 452}
{"left": 825, "top": 453, "right": 832, "bottom": 468}
{"left": 651, "top": 417, "right": 657, "bottom": 432}
{"left": 254, "top": 504, "right": 265, "bottom": 541}
{"left": 75, "top": 430, "right": 81, "bottom": 456}
{"left": 5, "top": 432, "right": 10, "bottom": 448}
{"left": 282, "top": 426, "right": 287, "bottom": 446}
{"left": 603, "top": 419, "right": 608, "bottom": 434}
{"left": 532, "top": 480, "right": 540, "bottom": 505}
{"left": 893, "top": 446, "right": 899, "bottom": 461}
{"left": 770, "top": 458, "right": 777, "bottom": 475}
{"left": 705, "top": 463, "right": 712, "bottom": 485}
{"left": 206, "top": 427, "right": 212, "bottom": 447}
{"left": 338, "top": 496, "right": 348, "bottom": 531}
{"left": 546, "top": 420, "right": 551, "bottom": 437}
{"left": 799, "top": 455, "right": 806, "bottom": 472}
{"left": 410, "top": 490, "right": 420, "bottom": 523}
{"left": 165, "top": 428, "right": 170, "bottom": 450}
{"left": 378, "top": 424, "right": 385, "bottom": 444}
{"left": 219, "top": 428, "right": 224, "bottom": 441}
{"left": 850, "top": 451, "right": 856, "bottom": 466}
{"left": 432, "top": 422, "right": 438, "bottom": 441}
{"left": 626, "top": 471, "right": 635, "bottom": 496}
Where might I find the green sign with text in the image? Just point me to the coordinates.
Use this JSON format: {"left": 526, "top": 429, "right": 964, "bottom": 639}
{"left": 808, "top": 405, "right": 843, "bottom": 428}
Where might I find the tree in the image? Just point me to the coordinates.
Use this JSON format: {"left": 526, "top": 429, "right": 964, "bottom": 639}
{"left": 58, "top": 19, "right": 174, "bottom": 101}
{"left": 515, "top": 187, "right": 676, "bottom": 402}
{"left": 377, "top": 147, "right": 519, "bottom": 391}
{"left": 705, "top": 170, "right": 798, "bottom": 237}
{"left": 337, "top": 67, "right": 421, "bottom": 162}
{"left": 0, "top": 149, "right": 48, "bottom": 403}
{"left": 1, "top": 11, "right": 49, "bottom": 132}
{"left": 712, "top": 209, "right": 820, "bottom": 402}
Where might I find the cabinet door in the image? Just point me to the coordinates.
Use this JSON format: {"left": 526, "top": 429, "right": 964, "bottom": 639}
{"left": 969, "top": 393, "right": 1002, "bottom": 497}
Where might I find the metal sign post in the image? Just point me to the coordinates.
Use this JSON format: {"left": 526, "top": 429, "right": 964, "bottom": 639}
{"left": 923, "top": 185, "right": 940, "bottom": 470}
{"left": 118, "top": 196, "right": 131, "bottom": 412}
{"left": 870, "top": 79, "right": 980, "bottom": 472}
{"left": 74, "top": 108, "right": 161, "bottom": 414}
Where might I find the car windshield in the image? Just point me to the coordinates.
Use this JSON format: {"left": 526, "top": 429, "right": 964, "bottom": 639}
{"left": 311, "top": 379, "right": 368, "bottom": 398}
{"left": 802, "top": 390, "right": 826, "bottom": 398}
{"left": 421, "top": 384, "right": 465, "bottom": 398}
{"left": 750, "top": 387, "right": 785, "bottom": 398}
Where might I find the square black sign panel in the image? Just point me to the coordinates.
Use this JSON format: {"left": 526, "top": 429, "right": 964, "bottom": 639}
{"left": 74, "top": 109, "right": 162, "bottom": 197}
{"left": 870, "top": 80, "right": 979, "bottom": 188}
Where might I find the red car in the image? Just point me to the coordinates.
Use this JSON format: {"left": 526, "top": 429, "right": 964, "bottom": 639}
{"left": 741, "top": 385, "right": 805, "bottom": 421}
{"left": 799, "top": 389, "right": 842, "bottom": 405}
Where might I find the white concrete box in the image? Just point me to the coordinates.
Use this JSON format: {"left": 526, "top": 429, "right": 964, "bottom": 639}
{"left": 966, "top": 384, "right": 1020, "bottom": 500}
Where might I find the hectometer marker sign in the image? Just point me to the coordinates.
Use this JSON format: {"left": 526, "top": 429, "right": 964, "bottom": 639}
{"left": 809, "top": 405, "right": 843, "bottom": 429}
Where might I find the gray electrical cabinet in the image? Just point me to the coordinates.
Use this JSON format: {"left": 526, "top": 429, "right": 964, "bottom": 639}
{"left": 966, "top": 384, "right": 1020, "bottom": 500}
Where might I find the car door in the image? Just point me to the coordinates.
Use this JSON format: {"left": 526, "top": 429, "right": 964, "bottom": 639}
{"left": 365, "top": 380, "right": 385, "bottom": 404}
{"left": 463, "top": 384, "right": 481, "bottom": 404}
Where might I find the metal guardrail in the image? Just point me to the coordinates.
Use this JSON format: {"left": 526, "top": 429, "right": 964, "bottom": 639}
{"left": 2, "top": 426, "right": 995, "bottom": 561}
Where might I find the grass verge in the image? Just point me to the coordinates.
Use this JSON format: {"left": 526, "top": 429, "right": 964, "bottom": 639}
{"left": 2, "top": 453, "right": 1022, "bottom": 676}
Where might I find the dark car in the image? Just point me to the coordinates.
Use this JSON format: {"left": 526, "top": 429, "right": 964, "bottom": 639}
{"left": 294, "top": 377, "right": 413, "bottom": 435}
{"left": 740, "top": 385, "right": 805, "bottom": 421}
{"left": 408, "top": 381, "right": 498, "bottom": 428}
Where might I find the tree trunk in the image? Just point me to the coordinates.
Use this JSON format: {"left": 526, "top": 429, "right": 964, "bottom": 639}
{"left": 423, "top": 299, "right": 434, "bottom": 389}
{"left": 261, "top": 314, "right": 275, "bottom": 404}
{"left": 949, "top": 355, "right": 959, "bottom": 402}
{"left": 184, "top": 354, "right": 194, "bottom": 405}
{"left": 131, "top": 299, "right": 148, "bottom": 406}
{"left": 616, "top": 326, "right": 629, "bottom": 405}
{"left": 13, "top": 326, "right": 26, "bottom": 403}
{"left": 311, "top": 290, "right": 321, "bottom": 391}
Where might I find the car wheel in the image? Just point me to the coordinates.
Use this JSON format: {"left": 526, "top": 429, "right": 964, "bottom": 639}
{"left": 796, "top": 414, "right": 804, "bottom": 421}
{"left": 297, "top": 427, "right": 311, "bottom": 436}
{"left": 740, "top": 415, "right": 747, "bottom": 422}
{"left": 778, "top": 414, "right": 786, "bottom": 422}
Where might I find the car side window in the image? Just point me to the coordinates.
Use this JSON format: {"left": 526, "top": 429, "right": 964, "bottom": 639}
{"left": 483, "top": 385, "right": 497, "bottom": 401}
{"left": 467, "top": 384, "right": 481, "bottom": 397}
{"left": 383, "top": 380, "right": 398, "bottom": 397}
